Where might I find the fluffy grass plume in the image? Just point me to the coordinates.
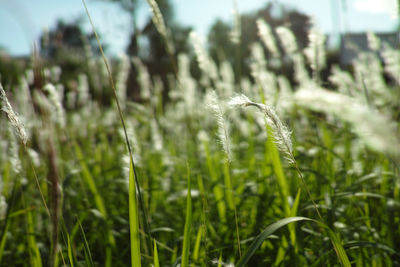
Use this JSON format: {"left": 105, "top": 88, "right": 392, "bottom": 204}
{"left": 0, "top": 83, "right": 28, "bottom": 145}
{"left": 207, "top": 90, "right": 232, "bottom": 162}
{"left": 146, "top": 0, "right": 175, "bottom": 56}
{"left": 276, "top": 26, "right": 298, "bottom": 55}
{"left": 230, "top": 0, "right": 241, "bottom": 44}
{"left": 256, "top": 19, "right": 280, "bottom": 57}
{"left": 43, "top": 83, "right": 66, "bottom": 127}
{"left": 295, "top": 86, "right": 400, "bottom": 157}
{"left": 190, "top": 32, "right": 218, "bottom": 83}
{"left": 229, "top": 94, "right": 293, "bottom": 164}
{"left": 304, "top": 28, "right": 326, "bottom": 80}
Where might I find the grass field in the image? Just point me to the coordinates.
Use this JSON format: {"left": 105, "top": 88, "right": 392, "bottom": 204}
{"left": 0, "top": 1, "right": 399, "bottom": 266}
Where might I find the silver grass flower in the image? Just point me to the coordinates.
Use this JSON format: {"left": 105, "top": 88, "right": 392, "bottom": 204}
{"left": 353, "top": 52, "right": 388, "bottom": 105}
{"left": 304, "top": 28, "right": 326, "bottom": 75}
{"left": 44, "top": 83, "right": 66, "bottom": 127}
{"left": 146, "top": 0, "right": 168, "bottom": 40}
{"left": 249, "top": 43, "right": 278, "bottom": 103}
{"left": 294, "top": 86, "right": 400, "bottom": 157}
{"left": 381, "top": 43, "right": 400, "bottom": 84}
{"left": 292, "top": 53, "right": 311, "bottom": 86}
{"left": 230, "top": 0, "right": 241, "bottom": 44}
{"left": 116, "top": 54, "right": 130, "bottom": 108}
{"left": 207, "top": 90, "right": 232, "bottom": 162}
{"left": 146, "top": 0, "right": 175, "bottom": 54}
{"left": 0, "top": 83, "right": 27, "bottom": 145}
{"left": 77, "top": 74, "right": 90, "bottom": 106}
{"left": 151, "top": 119, "right": 163, "bottom": 152}
{"left": 28, "top": 148, "right": 41, "bottom": 167}
{"left": 132, "top": 57, "right": 151, "bottom": 100}
{"left": 7, "top": 127, "right": 22, "bottom": 174}
{"left": 50, "top": 66, "right": 62, "bottom": 83}
{"left": 229, "top": 94, "right": 294, "bottom": 163}
{"left": 367, "top": 32, "right": 380, "bottom": 51}
{"left": 190, "top": 32, "right": 218, "bottom": 83}
{"left": 0, "top": 196, "right": 7, "bottom": 220}
{"left": 276, "top": 75, "right": 293, "bottom": 115}
{"left": 276, "top": 26, "right": 298, "bottom": 55}
{"left": 217, "top": 61, "right": 235, "bottom": 99}
{"left": 256, "top": 19, "right": 280, "bottom": 57}
{"left": 329, "top": 65, "right": 356, "bottom": 96}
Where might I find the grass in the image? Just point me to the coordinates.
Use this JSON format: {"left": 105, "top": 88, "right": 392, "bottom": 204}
{"left": 0, "top": 2, "right": 399, "bottom": 266}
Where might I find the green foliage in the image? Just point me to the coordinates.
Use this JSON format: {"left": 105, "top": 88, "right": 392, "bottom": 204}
{"left": 0, "top": 1, "right": 399, "bottom": 266}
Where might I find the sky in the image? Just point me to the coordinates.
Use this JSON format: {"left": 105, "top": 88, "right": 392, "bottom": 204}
{"left": 0, "top": 0, "right": 398, "bottom": 56}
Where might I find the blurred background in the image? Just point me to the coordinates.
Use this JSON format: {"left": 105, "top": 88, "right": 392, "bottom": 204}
{"left": 0, "top": 0, "right": 398, "bottom": 99}
{"left": 0, "top": 2, "right": 399, "bottom": 266}
{"left": 0, "top": 0, "right": 398, "bottom": 56}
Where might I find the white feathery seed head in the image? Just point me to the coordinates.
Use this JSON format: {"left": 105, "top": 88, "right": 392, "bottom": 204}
{"left": 0, "top": 83, "right": 28, "bottom": 145}
{"left": 276, "top": 26, "right": 298, "bottom": 55}
{"left": 151, "top": 119, "right": 163, "bottom": 152}
{"left": 0, "top": 196, "right": 7, "bottom": 220}
{"left": 146, "top": 0, "right": 167, "bottom": 38}
{"left": 367, "top": 32, "right": 381, "bottom": 51}
{"left": 77, "top": 74, "right": 90, "bottom": 106}
{"left": 381, "top": 43, "right": 400, "bottom": 84}
{"left": 132, "top": 57, "right": 151, "bottom": 100}
{"left": 146, "top": 0, "right": 175, "bottom": 54}
{"left": 190, "top": 32, "right": 218, "bottom": 83}
{"left": 44, "top": 83, "right": 66, "bottom": 127}
{"left": 50, "top": 66, "right": 62, "bottom": 83}
{"left": 116, "top": 53, "right": 130, "bottom": 107}
{"left": 7, "top": 126, "right": 22, "bottom": 174}
{"left": 292, "top": 53, "right": 311, "bottom": 85}
{"left": 294, "top": 86, "right": 400, "bottom": 157}
{"left": 207, "top": 90, "right": 232, "bottom": 162}
{"left": 228, "top": 94, "right": 252, "bottom": 108}
{"left": 304, "top": 28, "right": 326, "bottom": 73}
{"left": 329, "top": 65, "right": 356, "bottom": 95}
{"left": 257, "top": 19, "right": 280, "bottom": 57}
{"left": 230, "top": 0, "right": 241, "bottom": 44}
{"left": 229, "top": 94, "right": 294, "bottom": 163}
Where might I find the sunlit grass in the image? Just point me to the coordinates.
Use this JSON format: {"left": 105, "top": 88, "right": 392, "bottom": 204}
{"left": 0, "top": 1, "right": 399, "bottom": 266}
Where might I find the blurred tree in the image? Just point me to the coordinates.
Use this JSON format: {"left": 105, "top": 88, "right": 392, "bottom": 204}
{"left": 100, "top": 0, "right": 191, "bottom": 100}
{"left": 37, "top": 18, "right": 111, "bottom": 103}
{"left": 39, "top": 18, "right": 102, "bottom": 59}
{"left": 208, "top": 19, "right": 235, "bottom": 65}
{"left": 208, "top": 2, "right": 312, "bottom": 80}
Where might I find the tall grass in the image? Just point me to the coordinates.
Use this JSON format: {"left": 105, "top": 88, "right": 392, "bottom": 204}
{"left": 0, "top": 3, "right": 399, "bottom": 266}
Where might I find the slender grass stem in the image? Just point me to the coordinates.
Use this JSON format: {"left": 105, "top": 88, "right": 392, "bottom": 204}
{"left": 81, "top": 0, "right": 152, "bottom": 257}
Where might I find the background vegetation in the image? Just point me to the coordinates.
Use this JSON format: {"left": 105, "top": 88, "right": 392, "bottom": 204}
{"left": 0, "top": 0, "right": 399, "bottom": 266}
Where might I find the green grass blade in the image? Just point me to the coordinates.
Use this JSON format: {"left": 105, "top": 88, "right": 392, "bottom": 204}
{"left": 73, "top": 142, "right": 106, "bottom": 217}
{"left": 78, "top": 218, "right": 94, "bottom": 267}
{"left": 192, "top": 225, "right": 203, "bottom": 262}
{"left": 324, "top": 227, "right": 351, "bottom": 267}
{"left": 81, "top": 0, "right": 151, "bottom": 256}
{"left": 67, "top": 234, "right": 74, "bottom": 267}
{"left": 204, "top": 141, "right": 226, "bottom": 222}
{"left": 154, "top": 239, "right": 160, "bottom": 267}
{"left": 73, "top": 141, "right": 114, "bottom": 266}
{"left": 26, "top": 206, "right": 43, "bottom": 267}
{"left": 310, "top": 219, "right": 351, "bottom": 267}
{"left": 129, "top": 159, "right": 141, "bottom": 267}
{"left": 236, "top": 217, "right": 311, "bottom": 267}
{"left": 265, "top": 124, "right": 291, "bottom": 216}
{"left": 289, "top": 188, "right": 302, "bottom": 250}
{"left": 311, "top": 241, "right": 399, "bottom": 267}
{"left": 0, "top": 216, "right": 10, "bottom": 263}
{"left": 0, "top": 183, "right": 17, "bottom": 263}
{"left": 217, "top": 253, "right": 222, "bottom": 267}
{"left": 181, "top": 165, "right": 192, "bottom": 267}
